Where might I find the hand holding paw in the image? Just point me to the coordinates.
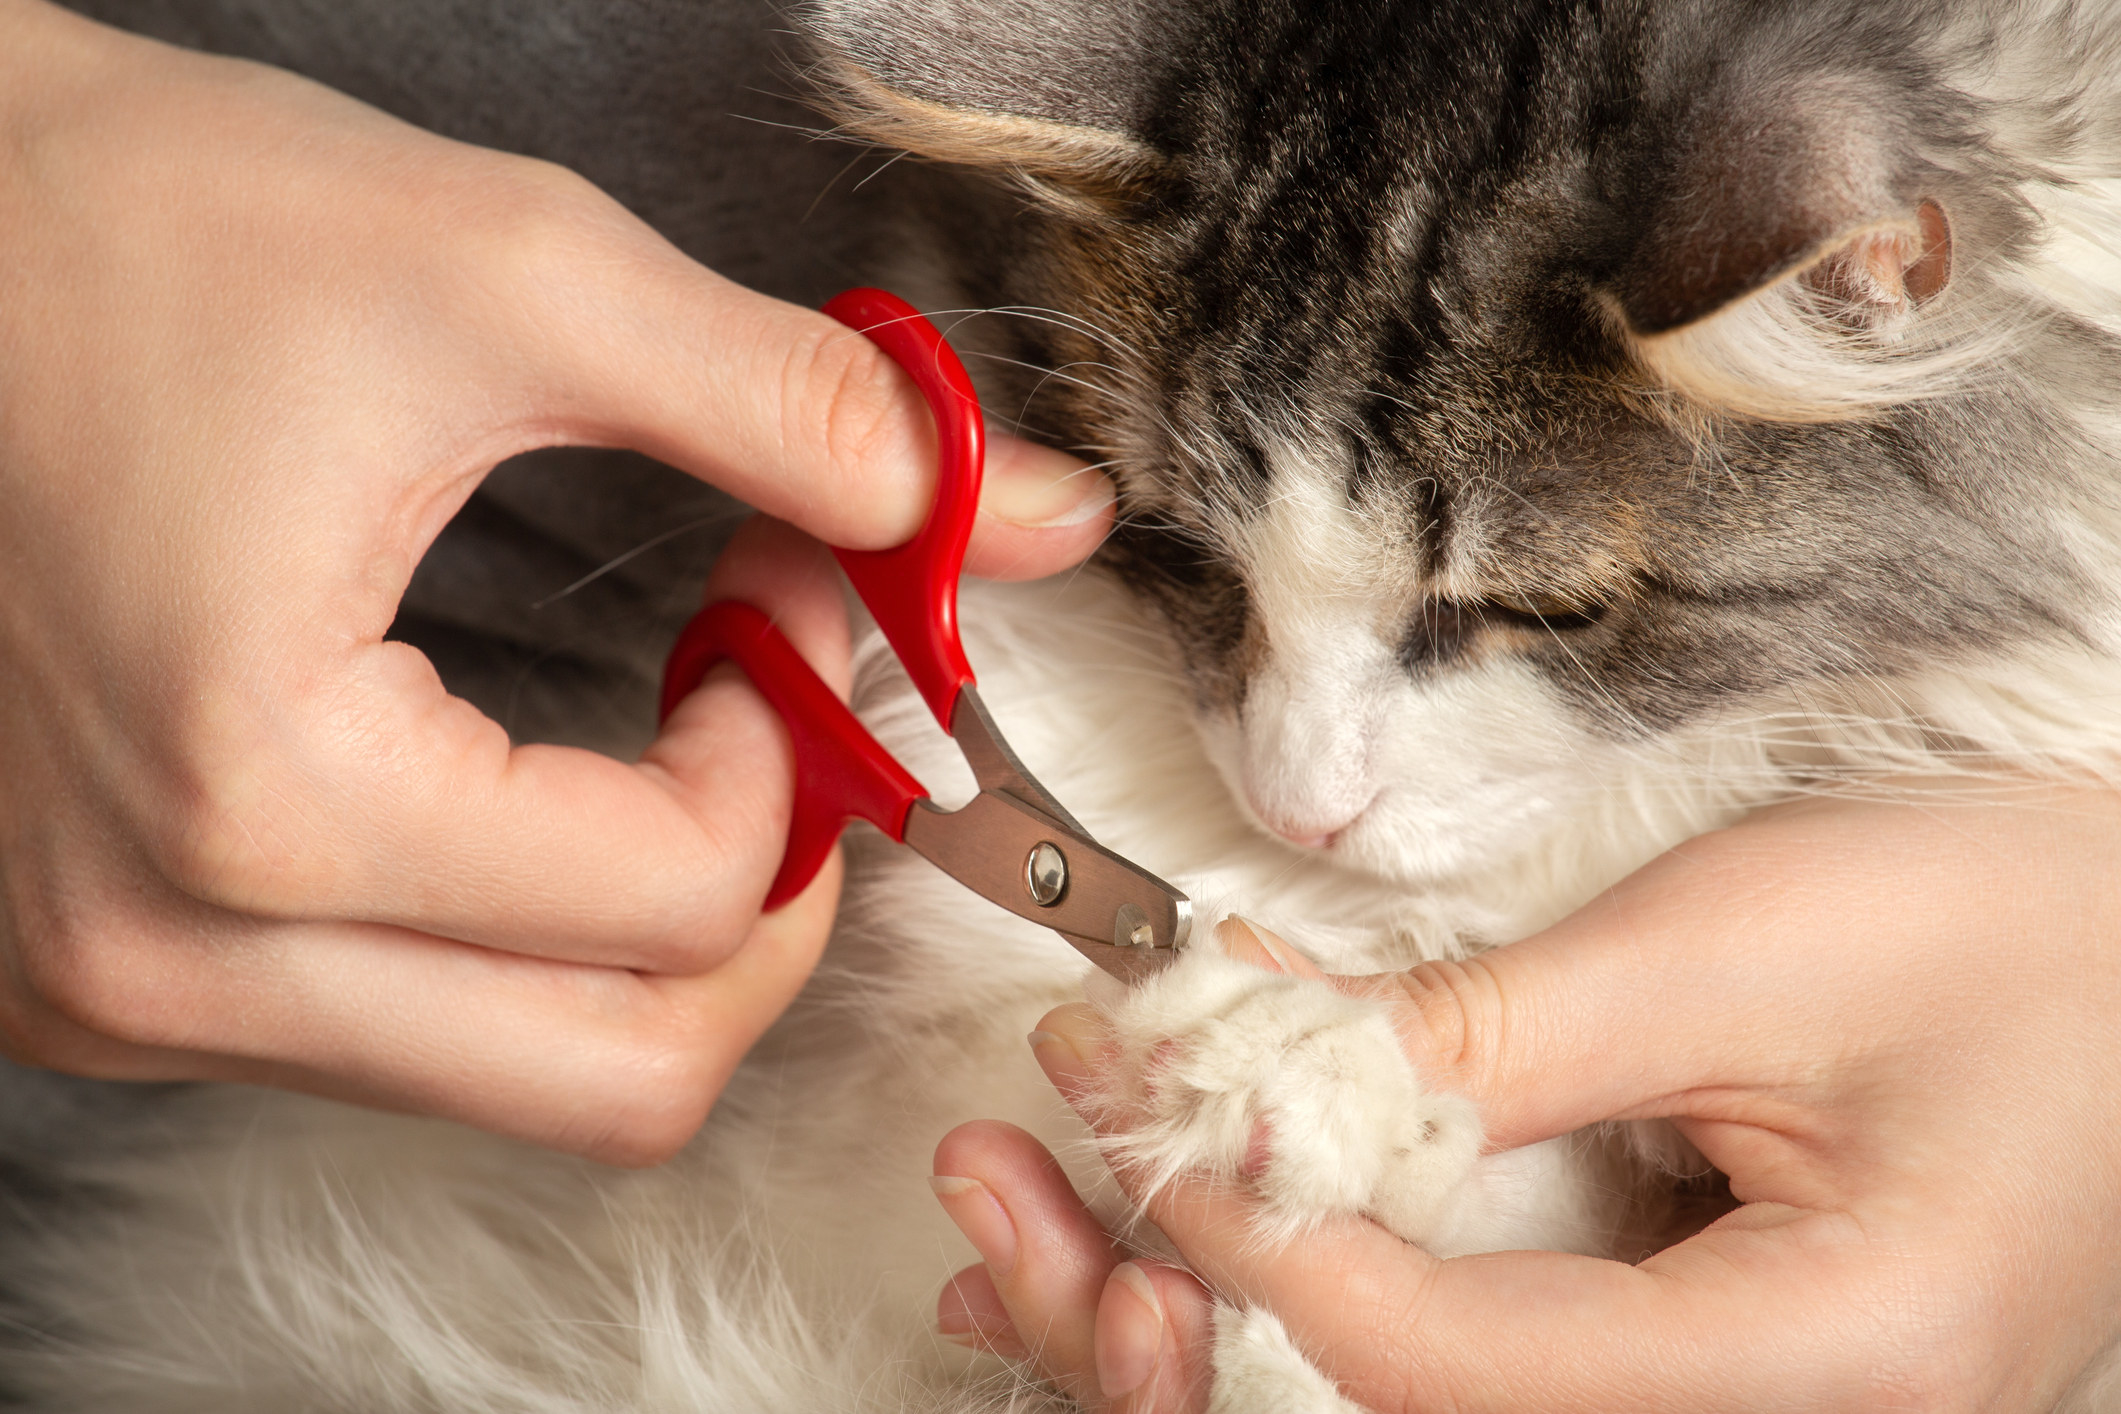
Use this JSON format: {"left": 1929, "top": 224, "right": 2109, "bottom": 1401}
{"left": 937, "top": 790, "right": 2121, "bottom": 1412}
{"left": 1076, "top": 921, "right": 1484, "bottom": 1249}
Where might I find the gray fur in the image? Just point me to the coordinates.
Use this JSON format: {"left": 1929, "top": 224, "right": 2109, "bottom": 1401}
{"left": 819, "top": 0, "right": 2121, "bottom": 739}
{"left": 808, "top": 0, "right": 1201, "bottom": 140}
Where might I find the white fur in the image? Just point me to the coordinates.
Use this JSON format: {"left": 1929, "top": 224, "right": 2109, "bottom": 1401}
{"left": 1083, "top": 944, "right": 1487, "bottom": 1248}
{"left": 1206, "top": 1306, "right": 1363, "bottom": 1414}
{"left": 0, "top": 569, "right": 1698, "bottom": 1413}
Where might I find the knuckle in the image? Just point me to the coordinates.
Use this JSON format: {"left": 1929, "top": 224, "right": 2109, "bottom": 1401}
{"left": 0, "top": 965, "right": 86, "bottom": 1070}
{"left": 0, "top": 858, "right": 169, "bottom": 1060}
{"left": 584, "top": 1111, "right": 700, "bottom": 1169}
{"left": 624, "top": 812, "right": 784, "bottom": 975}
{"left": 622, "top": 854, "right": 762, "bottom": 977}
{"left": 150, "top": 769, "right": 317, "bottom": 915}
{"left": 454, "top": 156, "right": 629, "bottom": 288}
{"left": 17, "top": 925, "right": 171, "bottom": 1052}
{"left": 791, "top": 326, "right": 917, "bottom": 485}
{"left": 498, "top": 153, "right": 604, "bottom": 209}
{"left": 627, "top": 916, "right": 737, "bottom": 979}
{"left": 0, "top": 1012, "right": 105, "bottom": 1076}
{"left": 1392, "top": 957, "right": 1501, "bottom": 1088}
{"left": 575, "top": 1027, "right": 724, "bottom": 1167}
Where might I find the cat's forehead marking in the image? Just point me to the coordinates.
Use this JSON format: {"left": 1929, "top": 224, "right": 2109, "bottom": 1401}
{"left": 1239, "top": 448, "right": 1375, "bottom": 576}
{"left": 1217, "top": 437, "right": 1423, "bottom": 636}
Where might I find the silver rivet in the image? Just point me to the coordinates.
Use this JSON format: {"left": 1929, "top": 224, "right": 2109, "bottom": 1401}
{"left": 1025, "top": 842, "right": 1068, "bottom": 907}
{"left": 1114, "top": 902, "right": 1154, "bottom": 948}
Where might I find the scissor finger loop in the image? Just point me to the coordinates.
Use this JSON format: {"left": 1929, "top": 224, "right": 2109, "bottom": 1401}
{"left": 660, "top": 289, "right": 1194, "bottom": 981}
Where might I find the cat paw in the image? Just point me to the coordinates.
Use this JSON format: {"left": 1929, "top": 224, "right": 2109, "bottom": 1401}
{"left": 1207, "top": 1304, "right": 1363, "bottom": 1414}
{"left": 1083, "top": 935, "right": 1481, "bottom": 1247}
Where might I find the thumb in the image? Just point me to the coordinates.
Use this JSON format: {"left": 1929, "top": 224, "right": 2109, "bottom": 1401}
{"left": 503, "top": 214, "right": 1112, "bottom": 574}
{"left": 1363, "top": 888, "right": 1770, "bottom": 1152}
{"left": 1364, "top": 801, "right": 1923, "bottom": 1151}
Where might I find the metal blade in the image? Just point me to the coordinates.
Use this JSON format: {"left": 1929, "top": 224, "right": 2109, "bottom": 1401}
{"left": 902, "top": 789, "right": 1193, "bottom": 982}
{"left": 948, "top": 687, "right": 1087, "bottom": 835}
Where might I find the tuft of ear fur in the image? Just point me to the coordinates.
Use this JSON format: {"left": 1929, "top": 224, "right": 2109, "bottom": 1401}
{"left": 1615, "top": 196, "right": 1988, "bottom": 423}
{"left": 1597, "top": 58, "right": 2019, "bottom": 424}
{"left": 1802, "top": 198, "right": 1954, "bottom": 313}
{"left": 802, "top": 0, "right": 1175, "bottom": 212}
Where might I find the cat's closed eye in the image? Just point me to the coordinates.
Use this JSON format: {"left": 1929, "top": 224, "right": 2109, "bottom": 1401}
{"left": 1474, "top": 594, "right": 1610, "bottom": 633}
{"left": 1400, "top": 593, "right": 1610, "bottom": 671}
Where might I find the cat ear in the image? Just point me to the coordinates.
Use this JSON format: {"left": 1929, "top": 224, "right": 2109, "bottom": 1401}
{"left": 1608, "top": 93, "right": 1953, "bottom": 337}
{"left": 1603, "top": 80, "right": 1969, "bottom": 422}
{"left": 803, "top": 0, "right": 1173, "bottom": 209}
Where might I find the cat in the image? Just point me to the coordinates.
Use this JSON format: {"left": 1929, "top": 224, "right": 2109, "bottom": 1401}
{"left": 10, "top": 0, "right": 2121, "bottom": 1409}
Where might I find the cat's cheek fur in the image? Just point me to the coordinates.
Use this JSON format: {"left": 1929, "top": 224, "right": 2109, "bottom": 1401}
{"left": 1195, "top": 448, "right": 1622, "bottom": 882}
{"left": 1336, "top": 662, "right": 1615, "bottom": 883}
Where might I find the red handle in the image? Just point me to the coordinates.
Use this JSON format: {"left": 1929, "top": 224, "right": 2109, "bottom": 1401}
{"left": 658, "top": 601, "right": 926, "bottom": 908}
{"left": 822, "top": 288, "right": 982, "bottom": 729}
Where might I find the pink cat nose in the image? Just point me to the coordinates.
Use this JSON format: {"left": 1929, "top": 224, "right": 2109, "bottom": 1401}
{"left": 1255, "top": 804, "right": 1367, "bottom": 850}
{"left": 1278, "top": 827, "right": 1338, "bottom": 849}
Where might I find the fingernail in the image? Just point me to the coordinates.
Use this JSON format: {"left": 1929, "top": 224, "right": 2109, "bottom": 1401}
{"left": 935, "top": 1308, "right": 1022, "bottom": 1355}
{"left": 1031, "top": 1005, "right": 1106, "bottom": 1079}
{"left": 934, "top": 1308, "right": 983, "bottom": 1349}
{"left": 1215, "top": 914, "right": 1311, "bottom": 975}
{"left": 1213, "top": 916, "right": 1285, "bottom": 973}
{"left": 1027, "top": 1028, "right": 1082, "bottom": 1075}
{"left": 983, "top": 442, "right": 1116, "bottom": 529}
{"left": 1096, "top": 1262, "right": 1166, "bottom": 1400}
{"left": 929, "top": 1175, "right": 1019, "bottom": 1280}
{"left": 935, "top": 1317, "right": 1030, "bottom": 1360}
{"left": 1030, "top": 1031, "right": 1090, "bottom": 1097}
{"left": 1247, "top": 918, "right": 1308, "bottom": 973}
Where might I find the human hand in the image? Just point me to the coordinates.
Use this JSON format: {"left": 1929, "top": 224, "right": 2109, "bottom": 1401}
{"left": 0, "top": 0, "right": 1113, "bottom": 1162}
{"left": 932, "top": 789, "right": 2121, "bottom": 1410}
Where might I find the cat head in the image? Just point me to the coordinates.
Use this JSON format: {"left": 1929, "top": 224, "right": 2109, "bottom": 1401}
{"left": 807, "top": 0, "right": 2121, "bottom": 884}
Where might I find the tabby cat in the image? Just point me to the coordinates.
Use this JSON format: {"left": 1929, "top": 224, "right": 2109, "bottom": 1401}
{"left": 8, "top": 0, "right": 2121, "bottom": 1409}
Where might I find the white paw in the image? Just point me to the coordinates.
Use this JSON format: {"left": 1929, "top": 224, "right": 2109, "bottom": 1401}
{"left": 1207, "top": 1304, "right": 1363, "bottom": 1414}
{"left": 1083, "top": 939, "right": 1481, "bottom": 1247}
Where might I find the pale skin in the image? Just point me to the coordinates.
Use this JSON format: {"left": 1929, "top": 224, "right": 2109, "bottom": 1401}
{"left": 0, "top": 0, "right": 1111, "bottom": 1164}
{"left": 935, "top": 790, "right": 2121, "bottom": 1411}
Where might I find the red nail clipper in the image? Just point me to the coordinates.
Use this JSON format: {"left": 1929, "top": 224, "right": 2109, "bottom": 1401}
{"left": 660, "top": 288, "right": 1192, "bottom": 983}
